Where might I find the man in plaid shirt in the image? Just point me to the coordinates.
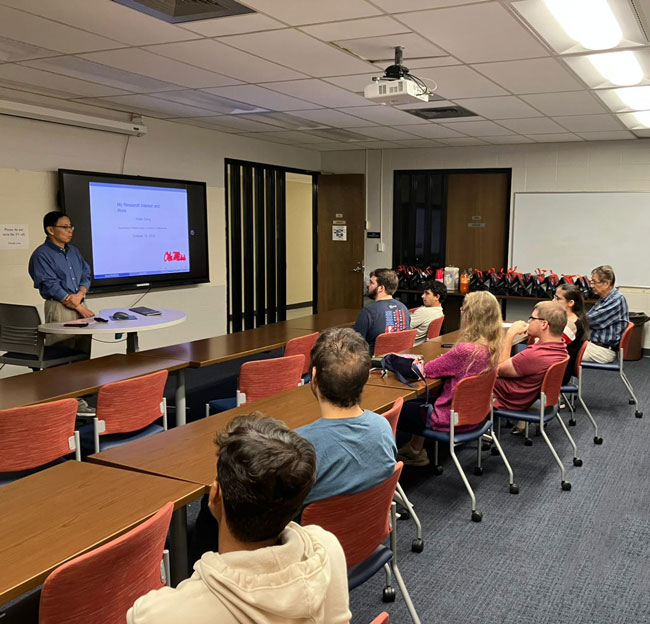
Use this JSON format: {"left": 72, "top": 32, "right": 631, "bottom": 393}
{"left": 583, "top": 265, "right": 629, "bottom": 363}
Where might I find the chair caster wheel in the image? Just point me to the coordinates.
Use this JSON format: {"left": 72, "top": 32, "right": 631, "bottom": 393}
{"left": 630, "top": 399, "right": 635, "bottom": 405}
{"left": 396, "top": 505, "right": 410, "bottom": 521}
{"left": 382, "top": 586, "right": 396, "bottom": 603}
{"left": 490, "top": 446, "right": 499, "bottom": 456}
{"left": 471, "top": 510, "right": 483, "bottom": 522}
{"left": 573, "top": 457, "right": 583, "bottom": 467}
{"left": 433, "top": 465, "right": 443, "bottom": 475}
{"left": 635, "top": 410, "right": 643, "bottom": 418}
{"left": 568, "top": 419, "right": 576, "bottom": 427}
{"left": 509, "top": 483, "right": 520, "bottom": 495}
{"left": 473, "top": 466, "right": 483, "bottom": 476}
{"left": 561, "top": 481, "right": 571, "bottom": 491}
{"left": 594, "top": 436, "right": 603, "bottom": 445}
{"left": 411, "top": 538, "right": 424, "bottom": 553}
{"left": 524, "top": 439, "right": 533, "bottom": 447}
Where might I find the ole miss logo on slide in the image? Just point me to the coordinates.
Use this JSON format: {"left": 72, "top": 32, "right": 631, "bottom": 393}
{"left": 163, "top": 251, "right": 187, "bottom": 262}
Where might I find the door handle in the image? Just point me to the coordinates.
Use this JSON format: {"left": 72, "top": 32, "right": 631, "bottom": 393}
{"left": 352, "top": 264, "right": 365, "bottom": 273}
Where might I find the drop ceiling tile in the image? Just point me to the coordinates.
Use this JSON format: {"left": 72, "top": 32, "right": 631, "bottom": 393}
{"left": 202, "top": 85, "right": 316, "bottom": 111}
{"left": 23, "top": 56, "right": 183, "bottom": 93}
{"left": 169, "top": 115, "right": 282, "bottom": 132}
{"left": 234, "top": 0, "right": 381, "bottom": 26}
{"left": 221, "top": 30, "right": 374, "bottom": 77}
{"left": 145, "top": 40, "right": 307, "bottom": 83}
{"left": 394, "top": 123, "right": 465, "bottom": 138}
{"left": 80, "top": 49, "right": 241, "bottom": 89}
{"left": 0, "top": 5, "right": 124, "bottom": 54}
{"left": 527, "top": 133, "right": 583, "bottom": 143}
{"left": 1, "top": 0, "right": 199, "bottom": 46}
{"left": 301, "top": 17, "right": 409, "bottom": 42}
{"left": 398, "top": 3, "right": 547, "bottom": 64}
{"left": 0, "top": 63, "right": 129, "bottom": 98}
{"left": 289, "top": 108, "right": 374, "bottom": 127}
{"left": 347, "top": 126, "right": 424, "bottom": 140}
{"left": 77, "top": 94, "right": 217, "bottom": 118}
{"left": 335, "top": 33, "right": 446, "bottom": 63}
{"left": 552, "top": 115, "right": 625, "bottom": 133}
{"left": 348, "top": 140, "right": 404, "bottom": 149}
{"left": 481, "top": 135, "right": 535, "bottom": 144}
{"left": 178, "top": 13, "right": 285, "bottom": 37}
{"left": 436, "top": 137, "right": 488, "bottom": 146}
{"left": 246, "top": 130, "right": 335, "bottom": 144}
{"left": 167, "top": 117, "right": 239, "bottom": 133}
{"left": 339, "top": 105, "right": 426, "bottom": 125}
{"left": 451, "top": 96, "right": 542, "bottom": 119}
{"left": 323, "top": 73, "right": 382, "bottom": 93}
{"left": 312, "top": 143, "right": 365, "bottom": 151}
{"left": 398, "top": 56, "right": 461, "bottom": 69}
{"left": 152, "top": 90, "right": 267, "bottom": 114}
{"left": 499, "top": 117, "right": 566, "bottom": 134}
{"left": 415, "top": 65, "right": 507, "bottom": 99}
{"left": 439, "top": 119, "right": 515, "bottom": 136}
{"left": 521, "top": 92, "right": 607, "bottom": 117}
{"left": 474, "top": 58, "right": 583, "bottom": 95}
{"left": 263, "top": 79, "right": 372, "bottom": 107}
{"left": 239, "top": 111, "right": 325, "bottom": 129}
{"left": 577, "top": 131, "right": 636, "bottom": 141}
{"left": 392, "top": 138, "right": 444, "bottom": 148}
{"left": 0, "top": 35, "right": 59, "bottom": 62}
{"left": 374, "top": 0, "right": 490, "bottom": 9}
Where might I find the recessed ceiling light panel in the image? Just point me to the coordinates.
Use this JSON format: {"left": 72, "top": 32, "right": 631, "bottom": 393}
{"left": 113, "top": 0, "right": 254, "bottom": 23}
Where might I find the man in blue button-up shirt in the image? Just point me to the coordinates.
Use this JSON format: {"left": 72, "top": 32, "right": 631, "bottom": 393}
{"left": 28, "top": 211, "right": 94, "bottom": 353}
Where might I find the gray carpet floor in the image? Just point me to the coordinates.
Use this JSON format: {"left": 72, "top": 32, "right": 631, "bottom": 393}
{"left": 348, "top": 358, "right": 650, "bottom": 624}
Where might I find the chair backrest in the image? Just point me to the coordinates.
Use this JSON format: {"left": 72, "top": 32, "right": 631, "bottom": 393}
{"left": 426, "top": 315, "right": 445, "bottom": 340}
{"left": 574, "top": 340, "right": 589, "bottom": 377}
{"left": 0, "top": 399, "right": 78, "bottom": 472}
{"left": 301, "top": 463, "right": 403, "bottom": 568}
{"left": 284, "top": 332, "right": 319, "bottom": 376}
{"left": 540, "top": 357, "right": 570, "bottom": 408}
{"left": 239, "top": 354, "right": 305, "bottom": 403}
{"left": 619, "top": 321, "right": 634, "bottom": 354}
{"left": 96, "top": 370, "right": 168, "bottom": 436}
{"left": 39, "top": 502, "right": 174, "bottom": 624}
{"left": 370, "top": 614, "right": 389, "bottom": 624}
{"left": 374, "top": 329, "right": 417, "bottom": 356}
{"left": 0, "top": 303, "right": 44, "bottom": 357}
{"left": 381, "top": 396, "right": 404, "bottom": 437}
{"left": 451, "top": 370, "right": 497, "bottom": 428}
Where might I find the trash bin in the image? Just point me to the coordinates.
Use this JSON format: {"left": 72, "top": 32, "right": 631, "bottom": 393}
{"left": 625, "top": 312, "right": 650, "bottom": 361}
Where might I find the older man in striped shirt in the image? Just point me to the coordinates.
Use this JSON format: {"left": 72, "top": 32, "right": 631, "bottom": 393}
{"left": 583, "top": 265, "right": 629, "bottom": 364}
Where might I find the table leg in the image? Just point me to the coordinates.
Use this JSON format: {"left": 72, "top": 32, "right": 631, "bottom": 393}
{"left": 176, "top": 369, "right": 186, "bottom": 426}
{"left": 170, "top": 506, "right": 189, "bottom": 585}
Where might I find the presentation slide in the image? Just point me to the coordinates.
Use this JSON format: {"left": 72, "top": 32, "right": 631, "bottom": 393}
{"left": 89, "top": 182, "right": 190, "bottom": 279}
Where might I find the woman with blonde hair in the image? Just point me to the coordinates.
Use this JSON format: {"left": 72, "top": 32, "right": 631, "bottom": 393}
{"left": 397, "top": 291, "right": 503, "bottom": 467}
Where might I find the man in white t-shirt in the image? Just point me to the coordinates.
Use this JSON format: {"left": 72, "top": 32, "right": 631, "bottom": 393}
{"left": 410, "top": 280, "right": 447, "bottom": 345}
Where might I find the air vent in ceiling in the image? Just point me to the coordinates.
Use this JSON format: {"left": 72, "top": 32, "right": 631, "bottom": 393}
{"left": 113, "top": 0, "right": 254, "bottom": 23}
{"left": 404, "top": 105, "right": 478, "bottom": 121}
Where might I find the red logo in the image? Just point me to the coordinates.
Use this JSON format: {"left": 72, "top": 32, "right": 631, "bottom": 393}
{"left": 163, "top": 251, "right": 187, "bottom": 262}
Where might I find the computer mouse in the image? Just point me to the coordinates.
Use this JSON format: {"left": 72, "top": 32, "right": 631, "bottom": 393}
{"left": 111, "top": 311, "right": 131, "bottom": 321}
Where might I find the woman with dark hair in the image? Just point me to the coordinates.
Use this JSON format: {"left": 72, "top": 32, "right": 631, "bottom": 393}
{"left": 554, "top": 284, "right": 589, "bottom": 384}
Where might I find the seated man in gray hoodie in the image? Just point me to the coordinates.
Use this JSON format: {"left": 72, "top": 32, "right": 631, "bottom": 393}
{"left": 128, "top": 414, "right": 351, "bottom": 624}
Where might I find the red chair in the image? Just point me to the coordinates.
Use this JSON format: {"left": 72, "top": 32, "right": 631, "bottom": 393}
{"left": 284, "top": 331, "right": 319, "bottom": 379}
{"left": 382, "top": 397, "right": 423, "bottom": 553}
{"left": 302, "top": 464, "right": 421, "bottom": 624}
{"left": 560, "top": 341, "right": 603, "bottom": 444}
{"left": 39, "top": 502, "right": 173, "bottom": 624}
{"left": 87, "top": 370, "right": 168, "bottom": 454}
{"left": 374, "top": 329, "right": 417, "bottom": 356}
{"left": 581, "top": 322, "right": 642, "bottom": 418}
{"left": 0, "top": 398, "right": 80, "bottom": 485}
{"left": 206, "top": 354, "right": 305, "bottom": 415}
{"left": 426, "top": 315, "right": 445, "bottom": 340}
{"left": 494, "top": 358, "right": 581, "bottom": 491}
{"left": 370, "top": 614, "right": 389, "bottom": 624}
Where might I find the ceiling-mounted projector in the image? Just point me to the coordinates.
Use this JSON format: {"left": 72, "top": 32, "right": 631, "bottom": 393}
{"left": 364, "top": 46, "right": 436, "bottom": 106}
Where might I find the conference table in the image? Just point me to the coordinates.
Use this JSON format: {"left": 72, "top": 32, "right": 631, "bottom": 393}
{"left": 0, "top": 461, "right": 204, "bottom": 602}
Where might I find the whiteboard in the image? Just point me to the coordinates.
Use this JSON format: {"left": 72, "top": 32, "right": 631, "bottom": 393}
{"left": 511, "top": 192, "right": 650, "bottom": 288}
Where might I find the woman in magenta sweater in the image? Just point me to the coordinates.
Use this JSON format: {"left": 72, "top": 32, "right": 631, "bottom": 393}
{"left": 397, "top": 291, "right": 503, "bottom": 467}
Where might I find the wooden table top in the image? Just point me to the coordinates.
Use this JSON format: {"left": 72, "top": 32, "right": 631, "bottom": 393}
{"left": 89, "top": 382, "right": 412, "bottom": 488}
{"left": 281, "top": 308, "right": 360, "bottom": 332}
{"left": 0, "top": 461, "right": 203, "bottom": 604}
{"left": 0, "top": 354, "right": 189, "bottom": 411}
{"left": 136, "top": 324, "right": 315, "bottom": 367}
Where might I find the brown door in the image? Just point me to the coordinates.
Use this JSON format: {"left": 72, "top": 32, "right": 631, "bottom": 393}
{"left": 317, "top": 174, "right": 365, "bottom": 312}
{"left": 445, "top": 172, "right": 509, "bottom": 271}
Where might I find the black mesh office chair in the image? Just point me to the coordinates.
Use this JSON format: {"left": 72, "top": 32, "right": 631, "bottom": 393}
{"left": 0, "top": 303, "right": 89, "bottom": 370}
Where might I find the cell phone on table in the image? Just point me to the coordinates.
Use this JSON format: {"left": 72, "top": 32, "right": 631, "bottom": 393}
{"left": 441, "top": 343, "right": 454, "bottom": 348}
{"left": 94, "top": 317, "right": 109, "bottom": 323}
{"left": 64, "top": 322, "right": 88, "bottom": 327}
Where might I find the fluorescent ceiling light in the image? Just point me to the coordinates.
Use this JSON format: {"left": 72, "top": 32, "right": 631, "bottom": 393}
{"left": 589, "top": 51, "right": 643, "bottom": 86}
{"left": 633, "top": 111, "right": 650, "bottom": 127}
{"left": 544, "top": 0, "right": 621, "bottom": 50}
{"left": 616, "top": 86, "right": 650, "bottom": 110}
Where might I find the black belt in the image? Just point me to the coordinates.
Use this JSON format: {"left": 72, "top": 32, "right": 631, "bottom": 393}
{"left": 591, "top": 341, "right": 617, "bottom": 351}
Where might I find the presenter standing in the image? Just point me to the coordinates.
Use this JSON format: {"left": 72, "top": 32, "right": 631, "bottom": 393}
{"left": 28, "top": 211, "right": 94, "bottom": 355}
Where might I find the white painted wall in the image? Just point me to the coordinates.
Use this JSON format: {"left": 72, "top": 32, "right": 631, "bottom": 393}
{"left": 0, "top": 114, "right": 320, "bottom": 378}
{"left": 322, "top": 140, "right": 650, "bottom": 348}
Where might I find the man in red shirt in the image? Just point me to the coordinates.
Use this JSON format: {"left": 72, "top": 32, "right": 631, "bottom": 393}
{"left": 494, "top": 302, "right": 568, "bottom": 431}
